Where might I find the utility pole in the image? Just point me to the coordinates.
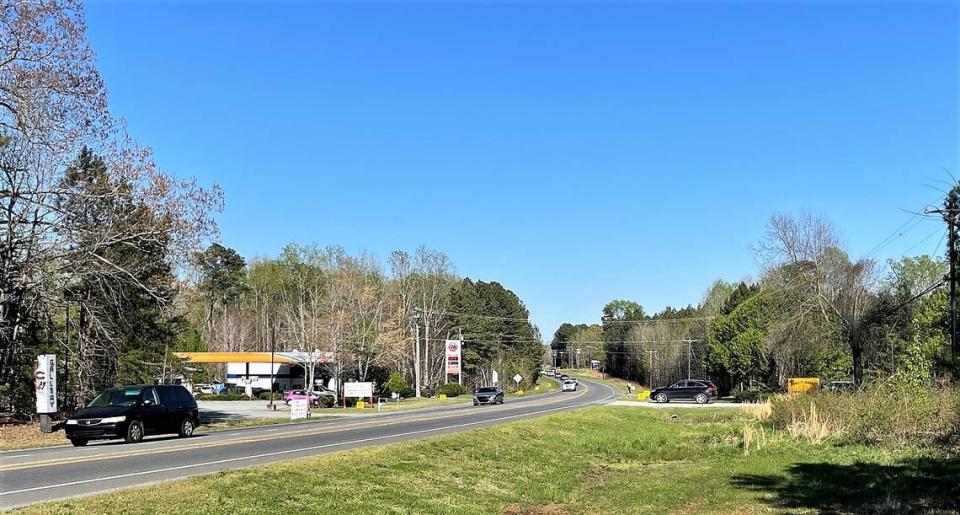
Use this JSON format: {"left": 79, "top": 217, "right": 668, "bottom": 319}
{"left": 414, "top": 318, "right": 422, "bottom": 398}
{"left": 645, "top": 350, "right": 656, "bottom": 388}
{"left": 268, "top": 321, "right": 276, "bottom": 409}
{"left": 686, "top": 339, "right": 692, "bottom": 380}
{"left": 927, "top": 204, "right": 960, "bottom": 366}
{"left": 575, "top": 348, "right": 581, "bottom": 369}
{"left": 458, "top": 327, "right": 464, "bottom": 386}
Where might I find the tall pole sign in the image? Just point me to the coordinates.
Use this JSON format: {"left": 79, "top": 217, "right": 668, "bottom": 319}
{"left": 35, "top": 354, "right": 57, "bottom": 433}
{"left": 445, "top": 339, "right": 462, "bottom": 384}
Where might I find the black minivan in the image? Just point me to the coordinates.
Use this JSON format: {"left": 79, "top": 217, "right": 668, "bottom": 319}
{"left": 65, "top": 384, "right": 199, "bottom": 446}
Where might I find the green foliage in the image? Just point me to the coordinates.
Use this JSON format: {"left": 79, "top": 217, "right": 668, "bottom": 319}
{"left": 316, "top": 396, "right": 336, "bottom": 408}
{"left": 770, "top": 384, "right": 960, "bottom": 449}
{"left": 437, "top": 383, "right": 466, "bottom": 397}
{"left": 447, "top": 279, "right": 542, "bottom": 386}
{"left": 384, "top": 372, "right": 408, "bottom": 396}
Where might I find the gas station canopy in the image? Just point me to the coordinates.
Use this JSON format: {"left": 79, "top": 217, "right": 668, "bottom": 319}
{"left": 172, "top": 351, "right": 335, "bottom": 365}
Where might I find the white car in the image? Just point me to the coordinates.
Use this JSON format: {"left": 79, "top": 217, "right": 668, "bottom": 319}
{"left": 561, "top": 380, "right": 577, "bottom": 392}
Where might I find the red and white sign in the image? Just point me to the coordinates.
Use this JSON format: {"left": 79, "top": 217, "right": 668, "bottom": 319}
{"left": 445, "top": 340, "right": 462, "bottom": 375}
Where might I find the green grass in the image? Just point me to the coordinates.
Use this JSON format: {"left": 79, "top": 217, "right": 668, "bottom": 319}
{"left": 20, "top": 407, "right": 960, "bottom": 514}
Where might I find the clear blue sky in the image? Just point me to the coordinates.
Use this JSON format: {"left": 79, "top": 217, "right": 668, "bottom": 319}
{"left": 86, "top": 1, "right": 958, "bottom": 337}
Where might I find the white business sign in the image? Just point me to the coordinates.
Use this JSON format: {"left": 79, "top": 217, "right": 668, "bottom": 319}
{"left": 35, "top": 354, "right": 57, "bottom": 414}
{"left": 344, "top": 382, "right": 373, "bottom": 398}
{"left": 445, "top": 339, "right": 462, "bottom": 375}
{"left": 290, "top": 399, "right": 309, "bottom": 420}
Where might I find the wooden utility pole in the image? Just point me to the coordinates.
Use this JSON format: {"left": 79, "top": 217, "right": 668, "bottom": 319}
{"left": 927, "top": 205, "right": 960, "bottom": 365}
{"left": 414, "top": 318, "right": 422, "bottom": 398}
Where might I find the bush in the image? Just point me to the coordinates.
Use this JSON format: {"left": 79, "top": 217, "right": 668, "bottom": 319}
{"left": 769, "top": 383, "right": 960, "bottom": 449}
{"left": 256, "top": 391, "right": 277, "bottom": 400}
{"left": 437, "top": 383, "right": 466, "bottom": 397}
{"left": 733, "top": 390, "right": 773, "bottom": 403}
{"left": 316, "top": 396, "right": 336, "bottom": 409}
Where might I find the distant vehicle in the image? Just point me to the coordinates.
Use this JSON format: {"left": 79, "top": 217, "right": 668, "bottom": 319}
{"left": 65, "top": 385, "right": 199, "bottom": 446}
{"left": 650, "top": 380, "right": 718, "bottom": 404}
{"left": 283, "top": 389, "right": 335, "bottom": 407}
{"left": 826, "top": 380, "right": 856, "bottom": 392}
{"left": 544, "top": 370, "right": 556, "bottom": 377}
{"left": 559, "top": 374, "right": 569, "bottom": 381}
{"left": 561, "top": 380, "right": 578, "bottom": 392}
{"left": 473, "top": 386, "right": 504, "bottom": 406}
{"left": 193, "top": 384, "right": 214, "bottom": 395}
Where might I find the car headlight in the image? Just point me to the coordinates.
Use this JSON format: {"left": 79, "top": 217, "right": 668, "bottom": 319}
{"left": 66, "top": 419, "right": 78, "bottom": 425}
{"left": 100, "top": 416, "right": 126, "bottom": 424}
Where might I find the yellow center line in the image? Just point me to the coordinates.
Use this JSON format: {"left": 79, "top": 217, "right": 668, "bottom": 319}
{"left": 0, "top": 385, "right": 588, "bottom": 473}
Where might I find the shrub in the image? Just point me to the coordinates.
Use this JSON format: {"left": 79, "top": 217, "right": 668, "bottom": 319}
{"left": 437, "top": 383, "right": 466, "bottom": 397}
{"left": 256, "top": 391, "right": 277, "bottom": 400}
{"left": 385, "top": 372, "right": 407, "bottom": 396}
{"left": 769, "top": 383, "right": 960, "bottom": 449}
{"left": 316, "top": 396, "right": 336, "bottom": 409}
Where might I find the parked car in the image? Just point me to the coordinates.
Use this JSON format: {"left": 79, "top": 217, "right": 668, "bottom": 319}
{"left": 65, "top": 384, "right": 199, "bottom": 446}
{"left": 473, "top": 386, "right": 504, "bottom": 406}
{"left": 283, "top": 388, "right": 335, "bottom": 407}
{"left": 826, "top": 380, "right": 856, "bottom": 392}
{"left": 650, "top": 380, "right": 718, "bottom": 404}
{"left": 544, "top": 370, "right": 555, "bottom": 377}
{"left": 561, "top": 380, "right": 578, "bottom": 392}
{"left": 193, "top": 383, "right": 214, "bottom": 395}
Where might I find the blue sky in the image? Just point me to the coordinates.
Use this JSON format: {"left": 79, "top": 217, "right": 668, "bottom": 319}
{"left": 85, "top": 1, "right": 958, "bottom": 337}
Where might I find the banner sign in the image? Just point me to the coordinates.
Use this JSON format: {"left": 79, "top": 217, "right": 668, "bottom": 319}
{"left": 344, "top": 382, "right": 373, "bottom": 398}
{"left": 35, "top": 354, "right": 57, "bottom": 414}
{"left": 445, "top": 339, "right": 462, "bottom": 375}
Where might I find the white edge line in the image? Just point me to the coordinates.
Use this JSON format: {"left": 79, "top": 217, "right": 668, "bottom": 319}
{"left": 2, "top": 381, "right": 618, "bottom": 498}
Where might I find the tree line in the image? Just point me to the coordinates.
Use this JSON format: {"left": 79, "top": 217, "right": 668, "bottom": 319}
{"left": 190, "top": 243, "right": 543, "bottom": 397}
{"left": 553, "top": 209, "right": 952, "bottom": 393}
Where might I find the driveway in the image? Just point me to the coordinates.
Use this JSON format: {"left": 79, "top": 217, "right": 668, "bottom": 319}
{"left": 197, "top": 400, "right": 291, "bottom": 421}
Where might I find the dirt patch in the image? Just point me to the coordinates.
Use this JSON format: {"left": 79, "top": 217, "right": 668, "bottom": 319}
{"left": 503, "top": 502, "right": 572, "bottom": 515}
{"left": 0, "top": 422, "right": 69, "bottom": 451}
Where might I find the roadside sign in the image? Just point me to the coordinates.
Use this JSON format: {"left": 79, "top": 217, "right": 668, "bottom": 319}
{"left": 787, "top": 377, "right": 820, "bottom": 394}
{"left": 35, "top": 354, "right": 57, "bottom": 414}
{"left": 513, "top": 373, "right": 522, "bottom": 385}
{"left": 344, "top": 382, "right": 374, "bottom": 398}
{"left": 290, "top": 399, "right": 309, "bottom": 420}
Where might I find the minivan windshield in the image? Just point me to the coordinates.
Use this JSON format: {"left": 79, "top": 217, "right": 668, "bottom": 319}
{"left": 86, "top": 387, "right": 142, "bottom": 408}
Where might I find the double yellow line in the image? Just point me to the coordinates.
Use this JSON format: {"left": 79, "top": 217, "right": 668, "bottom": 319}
{"left": 0, "top": 385, "right": 588, "bottom": 473}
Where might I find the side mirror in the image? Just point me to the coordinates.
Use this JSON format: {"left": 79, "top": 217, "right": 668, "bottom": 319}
{"left": 143, "top": 399, "right": 153, "bottom": 406}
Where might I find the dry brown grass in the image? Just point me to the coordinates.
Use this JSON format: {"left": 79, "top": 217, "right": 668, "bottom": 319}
{"left": 786, "top": 402, "right": 840, "bottom": 444}
{"left": 0, "top": 422, "right": 69, "bottom": 451}
{"left": 740, "top": 401, "right": 772, "bottom": 421}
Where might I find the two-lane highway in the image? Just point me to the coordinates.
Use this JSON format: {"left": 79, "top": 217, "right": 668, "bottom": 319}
{"left": 0, "top": 379, "right": 617, "bottom": 509}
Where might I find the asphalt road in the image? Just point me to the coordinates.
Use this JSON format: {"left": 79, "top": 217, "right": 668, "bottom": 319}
{"left": 0, "top": 379, "right": 617, "bottom": 509}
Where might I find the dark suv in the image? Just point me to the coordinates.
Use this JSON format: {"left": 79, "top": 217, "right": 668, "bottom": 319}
{"left": 65, "top": 384, "right": 199, "bottom": 446}
{"left": 650, "top": 380, "right": 718, "bottom": 404}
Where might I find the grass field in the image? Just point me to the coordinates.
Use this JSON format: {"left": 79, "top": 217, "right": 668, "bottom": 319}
{"left": 20, "top": 406, "right": 960, "bottom": 514}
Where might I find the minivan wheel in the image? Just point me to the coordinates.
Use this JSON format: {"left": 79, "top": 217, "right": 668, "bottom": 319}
{"left": 125, "top": 420, "right": 144, "bottom": 443}
{"left": 70, "top": 438, "right": 88, "bottom": 447}
{"left": 179, "top": 418, "right": 195, "bottom": 438}
{"left": 695, "top": 393, "right": 709, "bottom": 404}
{"left": 655, "top": 393, "right": 668, "bottom": 403}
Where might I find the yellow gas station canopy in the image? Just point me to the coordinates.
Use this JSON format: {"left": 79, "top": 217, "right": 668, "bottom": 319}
{"left": 173, "top": 352, "right": 299, "bottom": 364}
